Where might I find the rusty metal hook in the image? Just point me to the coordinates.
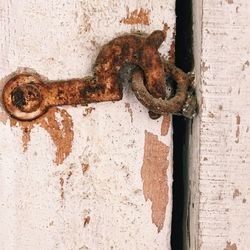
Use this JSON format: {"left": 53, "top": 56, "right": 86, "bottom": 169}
{"left": 2, "top": 30, "right": 167, "bottom": 121}
{"left": 1, "top": 29, "right": 197, "bottom": 121}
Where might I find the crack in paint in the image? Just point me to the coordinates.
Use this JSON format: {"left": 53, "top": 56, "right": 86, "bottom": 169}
{"left": 235, "top": 114, "right": 240, "bottom": 143}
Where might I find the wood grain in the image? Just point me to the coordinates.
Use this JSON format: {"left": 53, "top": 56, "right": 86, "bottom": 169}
{"left": 189, "top": 0, "right": 250, "bottom": 249}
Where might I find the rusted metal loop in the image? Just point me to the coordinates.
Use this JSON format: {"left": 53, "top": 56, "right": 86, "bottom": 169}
{"left": 131, "top": 62, "right": 197, "bottom": 118}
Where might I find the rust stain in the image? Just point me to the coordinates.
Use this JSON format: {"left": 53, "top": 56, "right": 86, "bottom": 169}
{"left": 9, "top": 118, "right": 34, "bottom": 152}
{"left": 120, "top": 8, "right": 150, "bottom": 25}
{"left": 78, "top": 14, "right": 91, "bottom": 34}
{"left": 59, "top": 177, "right": 64, "bottom": 201}
{"left": 224, "top": 242, "right": 237, "bottom": 250}
{"left": 21, "top": 125, "right": 33, "bottom": 152}
{"left": 82, "top": 163, "right": 90, "bottom": 174}
{"left": 10, "top": 107, "right": 74, "bottom": 165}
{"left": 167, "top": 26, "right": 176, "bottom": 64}
{"left": 225, "top": 0, "right": 234, "bottom": 4}
{"left": 235, "top": 114, "right": 240, "bottom": 143}
{"left": 141, "top": 131, "right": 169, "bottom": 232}
{"left": 125, "top": 103, "right": 133, "bottom": 123}
{"left": 83, "top": 107, "right": 95, "bottom": 116}
{"left": 66, "top": 171, "right": 73, "bottom": 181}
{"left": 233, "top": 188, "right": 241, "bottom": 198}
{"left": 161, "top": 115, "right": 170, "bottom": 136}
{"left": 83, "top": 216, "right": 90, "bottom": 227}
{"left": 168, "top": 40, "right": 175, "bottom": 64}
{"left": 40, "top": 108, "right": 73, "bottom": 165}
{"left": 163, "top": 23, "right": 170, "bottom": 36}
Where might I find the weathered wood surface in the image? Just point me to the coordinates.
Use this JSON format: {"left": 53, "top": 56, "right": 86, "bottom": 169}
{"left": 189, "top": 0, "right": 250, "bottom": 249}
{"left": 0, "top": 1, "right": 175, "bottom": 249}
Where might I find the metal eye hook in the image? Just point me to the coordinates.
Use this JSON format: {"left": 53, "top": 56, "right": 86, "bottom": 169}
{"left": 131, "top": 62, "right": 197, "bottom": 119}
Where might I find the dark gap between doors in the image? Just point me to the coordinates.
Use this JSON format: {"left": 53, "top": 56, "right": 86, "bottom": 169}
{"left": 171, "top": 0, "right": 194, "bottom": 249}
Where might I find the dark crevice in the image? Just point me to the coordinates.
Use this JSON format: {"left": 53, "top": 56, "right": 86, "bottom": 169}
{"left": 171, "top": 0, "right": 193, "bottom": 249}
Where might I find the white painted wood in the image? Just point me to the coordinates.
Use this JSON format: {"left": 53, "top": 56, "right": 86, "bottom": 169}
{"left": 0, "top": 1, "right": 175, "bottom": 249}
{"left": 189, "top": 0, "right": 250, "bottom": 249}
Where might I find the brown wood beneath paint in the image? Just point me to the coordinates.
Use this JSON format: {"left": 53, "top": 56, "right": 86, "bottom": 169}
{"left": 141, "top": 131, "right": 169, "bottom": 232}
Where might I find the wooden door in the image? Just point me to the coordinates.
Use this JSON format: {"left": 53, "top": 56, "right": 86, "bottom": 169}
{"left": 0, "top": 1, "right": 175, "bottom": 249}
{"left": 189, "top": 0, "right": 250, "bottom": 249}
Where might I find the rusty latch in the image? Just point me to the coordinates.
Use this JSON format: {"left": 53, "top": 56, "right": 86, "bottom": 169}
{"left": 2, "top": 30, "right": 197, "bottom": 121}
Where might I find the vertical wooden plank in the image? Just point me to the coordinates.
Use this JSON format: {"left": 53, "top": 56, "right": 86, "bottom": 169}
{"left": 190, "top": 0, "right": 250, "bottom": 249}
{"left": 0, "top": 0, "right": 175, "bottom": 249}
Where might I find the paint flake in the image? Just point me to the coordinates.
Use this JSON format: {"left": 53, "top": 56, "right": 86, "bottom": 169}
{"left": 121, "top": 8, "right": 150, "bottom": 25}
{"left": 125, "top": 103, "right": 133, "bottom": 123}
{"left": 141, "top": 131, "right": 169, "bottom": 232}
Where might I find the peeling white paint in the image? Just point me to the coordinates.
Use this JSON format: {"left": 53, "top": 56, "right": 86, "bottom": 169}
{"left": 190, "top": 0, "right": 250, "bottom": 249}
{"left": 0, "top": 0, "right": 175, "bottom": 249}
